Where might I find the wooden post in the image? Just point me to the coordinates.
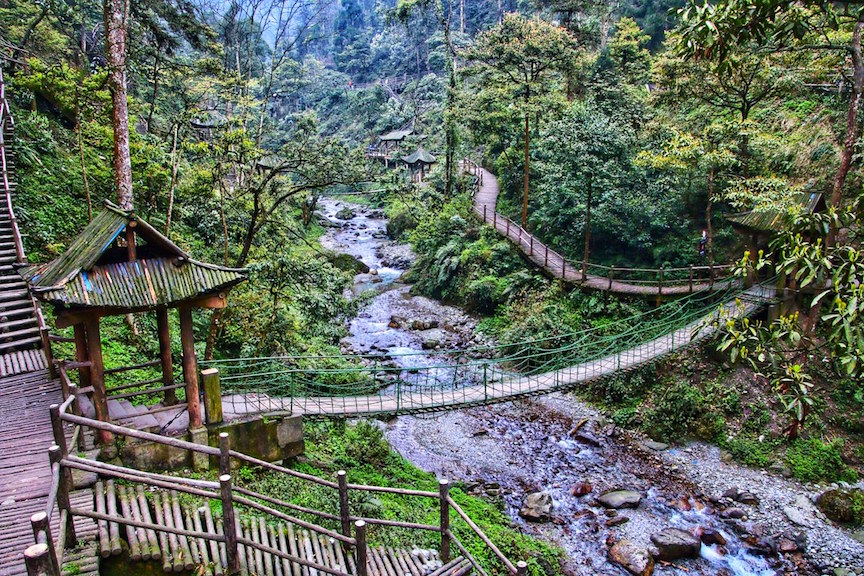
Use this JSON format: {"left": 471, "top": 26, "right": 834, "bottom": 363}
{"left": 48, "top": 446, "right": 76, "bottom": 548}
{"left": 544, "top": 246, "right": 548, "bottom": 266}
{"left": 709, "top": 264, "right": 715, "bottom": 289}
{"left": 24, "top": 544, "right": 57, "bottom": 576}
{"left": 156, "top": 307, "right": 176, "bottom": 405}
{"left": 529, "top": 235, "right": 533, "bottom": 255}
{"left": 179, "top": 306, "right": 202, "bottom": 429}
{"left": 516, "top": 561, "right": 527, "bottom": 576}
{"left": 439, "top": 479, "right": 450, "bottom": 563}
{"left": 219, "top": 432, "right": 231, "bottom": 476}
{"left": 40, "top": 326, "right": 55, "bottom": 379}
{"left": 72, "top": 323, "right": 91, "bottom": 390}
{"left": 493, "top": 212, "right": 497, "bottom": 229}
{"left": 201, "top": 368, "right": 223, "bottom": 425}
{"left": 689, "top": 266, "right": 694, "bottom": 293}
{"left": 29, "top": 513, "right": 59, "bottom": 576}
{"left": 354, "top": 521, "right": 368, "bottom": 576}
{"left": 49, "top": 405, "right": 67, "bottom": 454}
{"left": 608, "top": 266, "right": 614, "bottom": 291}
{"left": 83, "top": 316, "right": 112, "bottom": 445}
{"left": 337, "top": 471, "right": 351, "bottom": 541}
{"left": 220, "top": 474, "right": 239, "bottom": 575}
{"left": 483, "top": 204, "right": 487, "bottom": 221}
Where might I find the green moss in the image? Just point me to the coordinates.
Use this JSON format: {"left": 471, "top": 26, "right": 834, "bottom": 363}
{"left": 785, "top": 438, "right": 859, "bottom": 483}
{"left": 724, "top": 434, "right": 777, "bottom": 468}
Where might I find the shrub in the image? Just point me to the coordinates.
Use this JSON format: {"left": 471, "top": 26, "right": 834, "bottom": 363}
{"left": 785, "top": 438, "right": 858, "bottom": 483}
{"left": 725, "top": 434, "right": 776, "bottom": 468}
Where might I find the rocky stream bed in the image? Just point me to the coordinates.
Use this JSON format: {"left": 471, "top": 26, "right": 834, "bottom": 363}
{"left": 316, "top": 197, "right": 864, "bottom": 576}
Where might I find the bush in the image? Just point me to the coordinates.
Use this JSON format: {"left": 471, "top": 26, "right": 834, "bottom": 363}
{"left": 785, "top": 438, "right": 859, "bottom": 483}
{"left": 725, "top": 434, "right": 776, "bottom": 468}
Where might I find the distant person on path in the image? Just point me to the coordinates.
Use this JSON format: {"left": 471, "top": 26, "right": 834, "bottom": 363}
{"left": 698, "top": 230, "right": 708, "bottom": 258}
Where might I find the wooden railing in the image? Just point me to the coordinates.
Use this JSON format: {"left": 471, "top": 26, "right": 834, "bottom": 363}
{"left": 463, "top": 158, "right": 735, "bottom": 295}
{"left": 24, "top": 371, "right": 524, "bottom": 576}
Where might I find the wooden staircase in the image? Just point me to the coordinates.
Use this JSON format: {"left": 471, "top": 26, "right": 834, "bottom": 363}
{"left": 0, "top": 89, "right": 46, "bottom": 375}
{"left": 92, "top": 481, "right": 471, "bottom": 576}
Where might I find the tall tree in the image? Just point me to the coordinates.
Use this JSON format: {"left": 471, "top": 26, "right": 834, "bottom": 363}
{"left": 104, "top": 0, "right": 133, "bottom": 210}
{"left": 676, "top": 0, "right": 863, "bottom": 223}
{"left": 468, "top": 14, "right": 579, "bottom": 228}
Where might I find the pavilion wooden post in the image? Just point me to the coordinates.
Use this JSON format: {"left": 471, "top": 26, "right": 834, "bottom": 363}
{"left": 438, "top": 479, "right": 451, "bottom": 563}
{"left": 73, "top": 323, "right": 91, "bottom": 390}
{"left": 201, "top": 368, "right": 223, "bottom": 425}
{"left": 84, "top": 316, "right": 112, "bottom": 445}
{"left": 179, "top": 306, "right": 202, "bottom": 429}
{"left": 156, "top": 307, "right": 177, "bottom": 405}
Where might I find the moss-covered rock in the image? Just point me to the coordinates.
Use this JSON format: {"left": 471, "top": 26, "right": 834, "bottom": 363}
{"left": 816, "top": 488, "right": 864, "bottom": 526}
{"left": 326, "top": 251, "right": 369, "bottom": 274}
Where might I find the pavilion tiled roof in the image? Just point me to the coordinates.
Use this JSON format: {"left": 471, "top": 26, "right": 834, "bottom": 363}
{"left": 20, "top": 201, "right": 246, "bottom": 311}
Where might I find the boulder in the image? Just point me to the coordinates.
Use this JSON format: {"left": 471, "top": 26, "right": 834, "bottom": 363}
{"left": 598, "top": 490, "right": 642, "bottom": 509}
{"left": 335, "top": 207, "right": 356, "bottom": 220}
{"left": 650, "top": 528, "right": 701, "bottom": 561}
{"left": 816, "top": 488, "right": 864, "bottom": 525}
{"left": 327, "top": 252, "right": 369, "bottom": 274}
{"left": 643, "top": 440, "right": 669, "bottom": 451}
{"left": 609, "top": 540, "right": 654, "bottom": 576}
{"left": 519, "top": 492, "right": 553, "bottom": 522}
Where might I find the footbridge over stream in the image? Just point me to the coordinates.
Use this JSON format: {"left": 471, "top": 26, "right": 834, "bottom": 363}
{"left": 462, "top": 160, "right": 736, "bottom": 297}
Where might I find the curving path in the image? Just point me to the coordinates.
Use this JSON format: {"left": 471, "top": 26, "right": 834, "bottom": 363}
{"left": 216, "top": 284, "right": 774, "bottom": 420}
{"left": 466, "top": 161, "right": 734, "bottom": 297}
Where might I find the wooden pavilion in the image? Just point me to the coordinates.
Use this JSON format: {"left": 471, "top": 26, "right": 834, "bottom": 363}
{"left": 401, "top": 146, "right": 436, "bottom": 182}
{"left": 19, "top": 201, "right": 247, "bottom": 444}
{"left": 726, "top": 191, "right": 825, "bottom": 252}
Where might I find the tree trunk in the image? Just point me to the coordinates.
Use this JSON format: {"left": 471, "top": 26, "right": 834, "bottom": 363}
{"left": 104, "top": 0, "right": 133, "bottom": 211}
{"left": 706, "top": 165, "right": 715, "bottom": 265}
{"left": 75, "top": 106, "right": 92, "bottom": 221}
{"left": 165, "top": 123, "right": 179, "bottom": 235}
{"left": 831, "top": 22, "right": 864, "bottom": 216}
{"left": 582, "top": 184, "right": 592, "bottom": 281}
{"left": 146, "top": 48, "right": 162, "bottom": 131}
{"left": 521, "top": 113, "right": 530, "bottom": 228}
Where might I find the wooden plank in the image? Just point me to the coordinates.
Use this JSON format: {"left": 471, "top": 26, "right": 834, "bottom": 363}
{"left": 117, "top": 484, "right": 142, "bottom": 561}
{"left": 170, "top": 490, "right": 195, "bottom": 571}
{"left": 136, "top": 485, "right": 161, "bottom": 561}
{"left": 151, "top": 493, "right": 173, "bottom": 573}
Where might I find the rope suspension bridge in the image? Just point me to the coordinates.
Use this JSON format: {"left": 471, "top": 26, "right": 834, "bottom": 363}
{"left": 203, "top": 282, "right": 774, "bottom": 420}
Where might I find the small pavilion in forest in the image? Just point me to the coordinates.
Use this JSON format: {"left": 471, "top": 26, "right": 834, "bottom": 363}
{"left": 19, "top": 200, "right": 247, "bottom": 444}
{"left": 726, "top": 192, "right": 825, "bottom": 254}
{"left": 401, "top": 146, "right": 436, "bottom": 182}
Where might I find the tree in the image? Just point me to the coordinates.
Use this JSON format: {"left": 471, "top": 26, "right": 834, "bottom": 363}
{"left": 533, "top": 103, "right": 632, "bottom": 277}
{"left": 712, "top": 203, "right": 864, "bottom": 437}
{"left": 676, "top": 0, "right": 863, "bottom": 222}
{"left": 607, "top": 16, "right": 652, "bottom": 85}
{"left": 656, "top": 35, "right": 792, "bottom": 176}
{"left": 104, "top": 0, "right": 133, "bottom": 210}
{"left": 635, "top": 123, "right": 737, "bottom": 263}
{"left": 467, "top": 14, "right": 579, "bottom": 228}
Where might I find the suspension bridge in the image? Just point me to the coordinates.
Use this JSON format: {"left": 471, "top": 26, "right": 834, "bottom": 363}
{"left": 464, "top": 160, "right": 735, "bottom": 297}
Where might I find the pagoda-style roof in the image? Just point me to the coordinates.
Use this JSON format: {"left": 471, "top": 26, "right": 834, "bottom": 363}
{"left": 726, "top": 192, "right": 824, "bottom": 234}
{"left": 379, "top": 129, "right": 413, "bottom": 142}
{"left": 401, "top": 146, "right": 436, "bottom": 165}
{"left": 20, "top": 201, "right": 246, "bottom": 312}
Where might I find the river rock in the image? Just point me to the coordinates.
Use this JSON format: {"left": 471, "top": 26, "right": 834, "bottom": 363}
{"left": 784, "top": 505, "right": 812, "bottom": 528}
{"left": 695, "top": 527, "right": 726, "bottom": 546}
{"left": 335, "top": 207, "right": 356, "bottom": 220}
{"left": 598, "top": 490, "right": 642, "bottom": 509}
{"left": 609, "top": 540, "right": 654, "bottom": 576}
{"left": 642, "top": 440, "right": 669, "bottom": 451}
{"left": 816, "top": 488, "right": 864, "bottom": 525}
{"left": 722, "top": 487, "right": 760, "bottom": 506}
{"left": 519, "top": 492, "right": 553, "bottom": 522}
{"left": 571, "top": 482, "right": 593, "bottom": 497}
{"left": 650, "top": 528, "right": 701, "bottom": 561}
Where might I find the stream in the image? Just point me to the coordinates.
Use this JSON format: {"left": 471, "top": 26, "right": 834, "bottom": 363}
{"left": 316, "top": 197, "right": 864, "bottom": 576}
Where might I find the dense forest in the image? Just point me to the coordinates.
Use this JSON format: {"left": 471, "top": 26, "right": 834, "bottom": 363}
{"left": 2, "top": 0, "right": 864, "bottom": 572}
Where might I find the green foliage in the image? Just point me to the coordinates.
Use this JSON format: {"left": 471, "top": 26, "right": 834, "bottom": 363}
{"left": 725, "top": 434, "right": 777, "bottom": 467}
{"left": 785, "top": 437, "right": 859, "bottom": 483}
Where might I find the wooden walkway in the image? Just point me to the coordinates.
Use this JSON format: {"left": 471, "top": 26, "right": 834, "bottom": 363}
{"left": 468, "top": 162, "right": 733, "bottom": 296}
{"left": 212, "top": 284, "right": 773, "bottom": 420}
{"left": 88, "top": 480, "right": 465, "bottom": 576}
